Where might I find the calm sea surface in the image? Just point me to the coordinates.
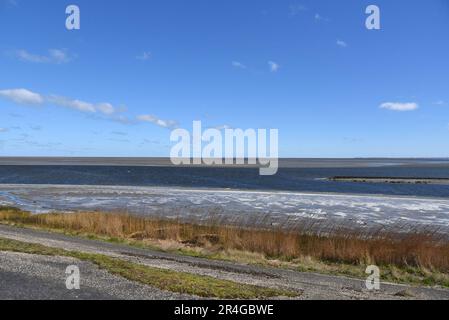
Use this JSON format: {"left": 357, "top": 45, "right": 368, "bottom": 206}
{"left": 1, "top": 161, "right": 449, "bottom": 198}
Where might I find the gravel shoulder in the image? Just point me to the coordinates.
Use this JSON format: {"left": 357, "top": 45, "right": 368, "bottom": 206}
{"left": 0, "top": 250, "right": 193, "bottom": 300}
{"left": 1, "top": 224, "right": 448, "bottom": 300}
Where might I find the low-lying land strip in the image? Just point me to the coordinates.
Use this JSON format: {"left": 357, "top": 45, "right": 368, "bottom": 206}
{"left": 0, "top": 224, "right": 448, "bottom": 300}
{"left": 1, "top": 206, "right": 448, "bottom": 290}
{"left": 1, "top": 220, "right": 449, "bottom": 299}
{"left": 330, "top": 176, "right": 449, "bottom": 185}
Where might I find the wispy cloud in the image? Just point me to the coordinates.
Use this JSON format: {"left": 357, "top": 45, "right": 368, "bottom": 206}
{"left": 314, "top": 13, "right": 329, "bottom": 22}
{"left": 12, "top": 138, "right": 62, "bottom": 149}
{"left": 136, "top": 52, "right": 151, "bottom": 61}
{"left": 0, "top": 88, "right": 44, "bottom": 105}
{"left": 108, "top": 137, "right": 130, "bottom": 143}
{"left": 13, "top": 49, "right": 73, "bottom": 64}
{"left": 47, "top": 95, "right": 116, "bottom": 115}
{"left": 8, "top": 113, "right": 24, "bottom": 118}
{"left": 268, "top": 61, "right": 280, "bottom": 72}
{"left": 109, "top": 114, "right": 132, "bottom": 125}
{"left": 1, "top": 87, "right": 180, "bottom": 130}
{"left": 380, "top": 102, "right": 419, "bottom": 112}
{"left": 0, "top": 88, "right": 119, "bottom": 116}
{"left": 289, "top": 4, "right": 307, "bottom": 16}
{"left": 6, "top": 0, "right": 18, "bottom": 6}
{"left": 111, "top": 131, "right": 128, "bottom": 136}
{"left": 29, "top": 125, "right": 42, "bottom": 131}
{"left": 232, "top": 61, "right": 247, "bottom": 69}
{"left": 336, "top": 40, "right": 348, "bottom": 48}
{"left": 142, "top": 138, "right": 161, "bottom": 145}
{"left": 434, "top": 100, "right": 446, "bottom": 106}
{"left": 137, "top": 114, "right": 178, "bottom": 129}
{"left": 47, "top": 95, "right": 96, "bottom": 113}
{"left": 0, "top": 128, "right": 9, "bottom": 133}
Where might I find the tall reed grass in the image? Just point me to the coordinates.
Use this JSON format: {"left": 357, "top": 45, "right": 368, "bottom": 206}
{"left": 1, "top": 207, "right": 448, "bottom": 272}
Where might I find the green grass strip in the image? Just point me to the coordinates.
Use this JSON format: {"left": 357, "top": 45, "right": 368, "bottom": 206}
{"left": 0, "top": 237, "right": 298, "bottom": 299}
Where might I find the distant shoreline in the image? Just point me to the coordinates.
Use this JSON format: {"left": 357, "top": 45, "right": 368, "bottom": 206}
{"left": 1, "top": 157, "right": 449, "bottom": 168}
{"left": 330, "top": 176, "right": 449, "bottom": 185}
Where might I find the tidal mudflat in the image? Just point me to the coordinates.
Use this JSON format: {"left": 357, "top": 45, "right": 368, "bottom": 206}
{"left": 1, "top": 184, "right": 448, "bottom": 232}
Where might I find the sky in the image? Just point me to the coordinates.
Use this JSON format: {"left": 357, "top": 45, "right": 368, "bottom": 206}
{"left": 0, "top": 0, "right": 449, "bottom": 158}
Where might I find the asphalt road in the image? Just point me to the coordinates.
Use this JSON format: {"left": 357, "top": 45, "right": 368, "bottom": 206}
{"left": 1, "top": 224, "right": 449, "bottom": 300}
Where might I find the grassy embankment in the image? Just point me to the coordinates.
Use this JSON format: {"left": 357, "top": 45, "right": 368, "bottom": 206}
{"left": 1, "top": 206, "right": 449, "bottom": 287}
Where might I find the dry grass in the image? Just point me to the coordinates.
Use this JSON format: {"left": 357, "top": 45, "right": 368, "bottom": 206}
{"left": 1, "top": 206, "right": 448, "bottom": 275}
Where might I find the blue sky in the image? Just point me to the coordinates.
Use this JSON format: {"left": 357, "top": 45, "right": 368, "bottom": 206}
{"left": 0, "top": 0, "right": 448, "bottom": 157}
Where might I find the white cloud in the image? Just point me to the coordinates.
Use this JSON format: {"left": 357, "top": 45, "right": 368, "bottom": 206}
{"left": 268, "top": 61, "right": 280, "bottom": 72}
{"left": 336, "top": 40, "right": 347, "bottom": 48}
{"left": 47, "top": 95, "right": 116, "bottom": 115}
{"left": 136, "top": 52, "right": 151, "bottom": 61}
{"left": 232, "top": 61, "right": 247, "bottom": 69}
{"left": 0, "top": 88, "right": 118, "bottom": 115}
{"left": 14, "top": 49, "right": 72, "bottom": 64}
{"left": 434, "top": 100, "right": 446, "bottom": 106}
{"left": 137, "top": 114, "right": 178, "bottom": 129}
{"left": 0, "top": 128, "right": 8, "bottom": 133}
{"left": 96, "top": 103, "right": 115, "bottom": 115}
{"left": 380, "top": 102, "right": 419, "bottom": 112}
{"left": 47, "top": 95, "right": 96, "bottom": 113}
{"left": 0, "top": 88, "right": 44, "bottom": 105}
{"left": 1, "top": 88, "right": 181, "bottom": 128}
